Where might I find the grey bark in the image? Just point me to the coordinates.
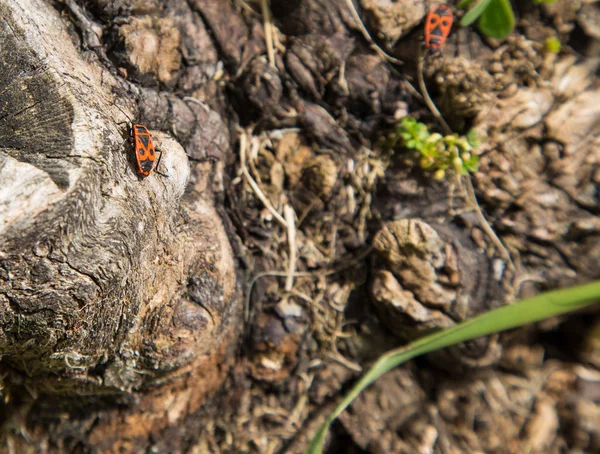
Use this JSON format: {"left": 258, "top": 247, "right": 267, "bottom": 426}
{"left": 0, "top": 0, "right": 239, "bottom": 449}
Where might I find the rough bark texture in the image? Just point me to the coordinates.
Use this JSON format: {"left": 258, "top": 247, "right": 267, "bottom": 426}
{"left": 1, "top": 0, "right": 599, "bottom": 452}
{"left": 0, "top": 0, "right": 238, "bottom": 450}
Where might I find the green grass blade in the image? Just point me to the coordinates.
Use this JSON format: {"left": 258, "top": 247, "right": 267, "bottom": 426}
{"left": 460, "top": 0, "right": 493, "bottom": 27}
{"left": 478, "top": 0, "right": 515, "bottom": 38}
{"left": 306, "top": 280, "right": 600, "bottom": 454}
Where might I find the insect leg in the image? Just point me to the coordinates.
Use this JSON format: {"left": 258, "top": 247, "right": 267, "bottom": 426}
{"left": 155, "top": 149, "right": 168, "bottom": 178}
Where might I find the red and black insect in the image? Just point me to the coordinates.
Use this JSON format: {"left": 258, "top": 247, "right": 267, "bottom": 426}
{"left": 425, "top": 5, "right": 454, "bottom": 50}
{"left": 130, "top": 124, "right": 165, "bottom": 177}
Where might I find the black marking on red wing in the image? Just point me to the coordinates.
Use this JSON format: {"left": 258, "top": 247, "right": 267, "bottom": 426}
{"left": 140, "top": 159, "right": 155, "bottom": 173}
{"left": 430, "top": 27, "right": 444, "bottom": 36}
{"left": 140, "top": 135, "right": 150, "bottom": 148}
{"left": 436, "top": 8, "right": 452, "bottom": 17}
{"left": 136, "top": 126, "right": 149, "bottom": 134}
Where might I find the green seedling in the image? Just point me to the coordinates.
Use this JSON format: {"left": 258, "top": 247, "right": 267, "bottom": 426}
{"left": 396, "top": 117, "right": 480, "bottom": 181}
{"left": 458, "top": 0, "right": 515, "bottom": 39}
{"left": 545, "top": 36, "right": 561, "bottom": 53}
{"left": 458, "top": 0, "right": 557, "bottom": 39}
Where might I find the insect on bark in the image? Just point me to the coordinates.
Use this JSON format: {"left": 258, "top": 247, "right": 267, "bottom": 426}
{"left": 130, "top": 124, "right": 165, "bottom": 177}
{"left": 425, "top": 5, "right": 454, "bottom": 50}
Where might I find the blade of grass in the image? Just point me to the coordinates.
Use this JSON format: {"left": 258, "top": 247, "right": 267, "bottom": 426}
{"left": 478, "top": 0, "right": 514, "bottom": 38}
{"left": 307, "top": 279, "right": 600, "bottom": 454}
{"left": 460, "top": 0, "right": 493, "bottom": 27}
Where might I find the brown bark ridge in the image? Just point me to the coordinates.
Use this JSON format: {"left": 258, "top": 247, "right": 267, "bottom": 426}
{"left": 0, "top": 0, "right": 238, "bottom": 450}
{"left": 1, "top": 0, "right": 600, "bottom": 452}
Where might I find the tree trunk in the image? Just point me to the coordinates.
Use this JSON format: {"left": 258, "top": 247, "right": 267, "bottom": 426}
{"left": 0, "top": 0, "right": 238, "bottom": 451}
{"left": 2, "top": 0, "right": 599, "bottom": 452}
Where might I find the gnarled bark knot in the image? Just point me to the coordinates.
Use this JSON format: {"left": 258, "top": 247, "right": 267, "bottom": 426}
{"left": 0, "top": 0, "right": 239, "bottom": 443}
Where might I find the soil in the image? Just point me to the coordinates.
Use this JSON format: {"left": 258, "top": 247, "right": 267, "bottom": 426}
{"left": 2, "top": 0, "right": 600, "bottom": 453}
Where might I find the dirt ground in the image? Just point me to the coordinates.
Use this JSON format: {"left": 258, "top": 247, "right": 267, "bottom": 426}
{"left": 2, "top": 0, "right": 600, "bottom": 453}
{"left": 215, "top": 1, "right": 600, "bottom": 453}
{"left": 191, "top": 0, "right": 600, "bottom": 452}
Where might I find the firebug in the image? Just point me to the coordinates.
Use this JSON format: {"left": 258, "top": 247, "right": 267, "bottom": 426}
{"left": 130, "top": 124, "right": 165, "bottom": 177}
{"left": 425, "top": 5, "right": 453, "bottom": 50}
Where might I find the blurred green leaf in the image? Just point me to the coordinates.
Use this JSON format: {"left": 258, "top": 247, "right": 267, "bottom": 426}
{"left": 395, "top": 117, "right": 480, "bottom": 176}
{"left": 545, "top": 36, "right": 561, "bottom": 53}
{"left": 478, "top": 0, "right": 514, "bottom": 39}
{"left": 460, "top": 0, "right": 493, "bottom": 27}
{"left": 466, "top": 129, "right": 480, "bottom": 147}
{"left": 463, "top": 155, "right": 479, "bottom": 172}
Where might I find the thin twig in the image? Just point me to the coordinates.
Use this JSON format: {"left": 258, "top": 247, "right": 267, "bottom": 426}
{"left": 244, "top": 248, "right": 373, "bottom": 321}
{"left": 260, "top": 0, "right": 276, "bottom": 67}
{"left": 284, "top": 205, "right": 297, "bottom": 292}
{"left": 417, "top": 44, "right": 514, "bottom": 270}
{"left": 325, "top": 350, "right": 362, "bottom": 372}
{"left": 417, "top": 44, "right": 451, "bottom": 135}
{"left": 239, "top": 131, "right": 288, "bottom": 228}
{"left": 245, "top": 271, "right": 313, "bottom": 322}
{"left": 344, "top": 0, "right": 404, "bottom": 66}
{"left": 464, "top": 176, "right": 514, "bottom": 268}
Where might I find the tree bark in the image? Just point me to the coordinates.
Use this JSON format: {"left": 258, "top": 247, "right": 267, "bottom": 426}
{"left": 2, "top": 0, "right": 599, "bottom": 452}
{"left": 0, "top": 0, "right": 239, "bottom": 450}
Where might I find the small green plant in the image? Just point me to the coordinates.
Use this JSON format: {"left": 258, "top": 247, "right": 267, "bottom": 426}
{"left": 458, "top": 0, "right": 515, "bottom": 39}
{"left": 545, "top": 36, "right": 561, "bottom": 53}
{"left": 396, "top": 117, "right": 480, "bottom": 181}
{"left": 458, "top": 0, "right": 558, "bottom": 39}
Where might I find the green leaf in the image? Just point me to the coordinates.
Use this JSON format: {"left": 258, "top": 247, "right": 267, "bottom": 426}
{"left": 401, "top": 117, "right": 414, "bottom": 127}
{"left": 425, "top": 133, "right": 443, "bottom": 144}
{"left": 420, "top": 142, "right": 438, "bottom": 158}
{"left": 416, "top": 123, "right": 429, "bottom": 137}
{"left": 545, "top": 36, "right": 561, "bottom": 53}
{"left": 405, "top": 139, "right": 417, "bottom": 149}
{"left": 420, "top": 156, "right": 435, "bottom": 169}
{"left": 466, "top": 129, "right": 480, "bottom": 147}
{"left": 456, "top": 137, "right": 471, "bottom": 151}
{"left": 306, "top": 279, "right": 600, "bottom": 454}
{"left": 460, "top": 0, "right": 493, "bottom": 27}
{"left": 478, "top": 0, "right": 514, "bottom": 39}
{"left": 463, "top": 155, "right": 479, "bottom": 172}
